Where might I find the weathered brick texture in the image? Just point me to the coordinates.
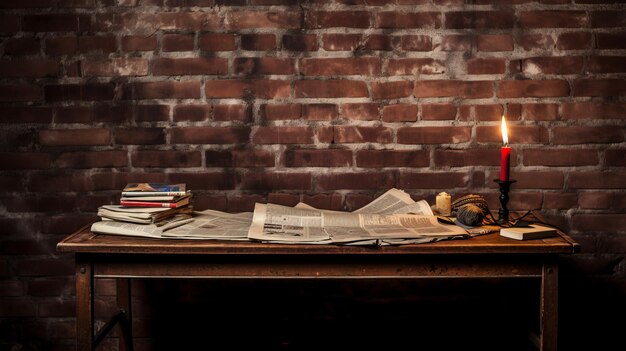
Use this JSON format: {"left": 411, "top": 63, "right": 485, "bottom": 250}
{"left": 1, "top": 1, "right": 625, "bottom": 349}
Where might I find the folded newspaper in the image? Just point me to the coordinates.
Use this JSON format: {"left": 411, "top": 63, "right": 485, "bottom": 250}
{"left": 90, "top": 188, "right": 469, "bottom": 245}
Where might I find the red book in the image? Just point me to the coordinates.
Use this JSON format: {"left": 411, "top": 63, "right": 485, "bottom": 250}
{"left": 120, "top": 195, "right": 191, "bottom": 208}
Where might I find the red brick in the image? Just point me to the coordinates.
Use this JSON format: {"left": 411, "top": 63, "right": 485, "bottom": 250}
{"left": 206, "top": 79, "right": 289, "bottom": 98}
{"left": 519, "top": 11, "right": 588, "bottom": 28}
{"left": 441, "top": 35, "right": 471, "bottom": 51}
{"left": 467, "top": 58, "right": 506, "bottom": 75}
{"left": 282, "top": 34, "right": 318, "bottom": 51}
{"left": 357, "top": 150, "right": 429, "bottom": 168}
{"left": 0, "top": 14, "right": 19, "bottom": 33}
{"left": 252, "top": 127, "right": 313, "bottom": 144}
{"left": 15, "top": 258, "right": 74, "bottom": 276}
{"left": 573, "top": 79, "right": 626, "bottom": 97}
{"left": 476, "top": 125, "right": 548, "bottom": 144}
{"left": 477, "top": 35, "right": 513, "bottom": 52}
{"left": 507, "top": 192, "right": 543, "bottom": 211}
{"left": 153, "top": 58, "right": 228, "bottom": 76}
{"left": 193, "top": 194, "right": 228, "bottom": 211}
{"left": 307, "top": 11, "right": 371, "bottom": 28}
{"left": 174, "top": 104, "right": 211, "bottom": 122}
{"left": 517, "top": 34, "right": 555, "bottom": 51}
{"left": 128, "top": 81, "right": 201, "bottom": 99}
{"left": 162, "top": 34, "right": 194, "bottom": 52}
{"left": 522, "top": 103, "right": 559, "bottom": 121}
{"left": 398, "top": 126, "right": 470, "bottom": 144}
{"left": 227, "top": 194, "right": 265, "bottom": 212}
{"left": 386, "top": 58, "right": 444, "bottom": 76}
{"left": 399, "top": 35, "right": 432, "bottom": 51}
{"left": 319, "top": 126, "right": 393, "bottom": 144}
{"left": 213, "top": 104, "right": 250, "bottom": 122}
{"left": 0, "top": 152, "right": 51, "bottom": 170}
{"left": 262, "top": 104, "right": 302, "bottom": 120}
{"left": 340, "top": 103, "right": 380, "bottom": 120}
{"left": 114, "top": 128, "right": 165, "bottom": 145}
{"left": 0, "top": 107, "right": 52, "bottom": 124}
{"left": 132, "top": 150, "right": 201, "bottom": 168}
{"left": 363, "top": 34, "right": 393, "bottom": 51}
{"left": 27, "top": 280, "right": 64, "bottom": 297}
{"left": 122, "top": 35, "right": 157, "bottom": 51}
{"left": 302, "top": 194, "right": 343, "bottom": 211}
{"left": 77, "top": 35, "right": 117, "bottom": 53}
{"left": 523, "top": 149, "right": 598, "bottom": 166}
{"left": 606, "top": 149, "right": 626, "bottom": 166}
{"left": 562, "top": 102, "right": 626, "bottom": 120}
{"left": 544, "top": 193, "right": 578, "bottom": 210}
{"left": 0, "top": 84, "right": 41, "bottom": 102}
{"left": 57, "top": 151, "right": 128, "bottom": 168}
{"left": 382, "top": 104, "right": 418, "bottom": 122}
{"left": 0, "top": 280, "right": 24, "bottom": 297}
{"left": 372, "top": 81, "right": 414, "bottom": 99}
{"left": 557, "top": 32, "right": 592, "bottom": 50}
{"left": 136, "top": 105, "right": 169, "bottom": 122}
{"left": 572, "top": 214, "right": 626, "bottom": 233}
{"left": 4, "top": 37, "right": 40, "bottom": 56}
{"left": 522, "top": 57, "right": 583, "bottom": 75}
{"left": 472, "top": 104, "right": 503, "bottom": 122}
{"left": 375, "top": 12, "right": 441, "bottom": 28}
{"left": 171, "top": 127, "right": 250, "bottom": 144}
{"left": 435, "top": 149, "right": 504, "bottom": 167}
{"left": 497, "top": 80, "right": 569, "bottom": 98}
{"left": 345, "top": 194, "right": 374, "bottom": 211}
{"left": 295, "top": 80, "right": 368, "bottom": 98}
{"left": 39, "top": 129, "right": 109, "bottom": 146}
{"left": 317, "top": 172, "right": 395, "bottom": 190}
{"left": 82, "top": 58, "right": 148, "bottom": 76}
{"left": 446, "top": 11, "right": 515, "bottom": 29}
{"left": 512, "top": 171, "right": 564, "bottom": 189}
{"left": 168, "top": 172, "right": 235, "bottom": 190}
{"left": 23, "top": 14, "right": 90, "bottom": 32}
{"left": 205, "top": 150, "right": 232, "bottom": 167}
{"left": 199, "top": 34, "right": 237, "bottom": 51}
{"left": 227, "top": 11, "right": 301, "bottom": 29}
{"left": 554, "top": 126, "right": 623, "bottom": 145}
{"left": 414, "top": 80, "right": 492, "bottom": 98}
{"left": 240, "top": 34, "right": 276, "bottom": 50}
{"left": 303, "top": 104, "right": 337, "bottom": 120}
{"left": 45, "top": 83, "right": 114, "bottom": 102}
{"left": 285, "top": 149, "right": 353, "bottom": 167}
{"left": 0, "top": 59, "right": 59, "bottom": 77}
{"left": 568, "top": 171, "right": 626, "bottom": 189}
{"left": 157, "top": 12, "right": 221, "bottom": 30}
{"left": 588, "top": 56, "right": 626, "bottom": 74}
{"left": 301, "top": 58, "right": 381, "bottom": 76}
{"left": 399, "top": 172, "right": 469, "bottom": 189}
{"left": 241, "top": 172, "right": 311, "bottom": 190}
{"left": 268, "top": 193, "right": 301, "bottom": 207}
{"left": 232, "top": 150, "right": 275, "bottom": 167}
{"left": 591, "top": 10, "right": 626, "bottom": 28}
{"left": 579, "top": 192, "right": 613, "bottom": 209}
{"left": 42, "top": 214, "right": 96, "bottom": 234}
{"left": 421, "top": 104, "right": 456, "bottom": 120}
{"left": 27, "top": 174, "right": 75, "bottom": 193}
{"left": 45, "top": 37, "right": 77, "bottom": 55}
{"left": 0, "top": 175, "right": 25, "bottom": 192}
{"left": 596, "top": 32, "right": 626, "bottom": 49}
{"left": 56, "top": 104, "right": 131, "bottom": 123}
{"left": 234, "top": 57, "right": 295, "bottom": 75}
{"left": 38, "top": 300, "right": 75, "bottom": 317}
{"left": 322, "top": 34, "right": 361, "bottom": 51}
{"left": 0, "top": 300, "right": 36, "bottom": 317}
{"left": 85, "top": 172, "right": 166, "bottom": 191}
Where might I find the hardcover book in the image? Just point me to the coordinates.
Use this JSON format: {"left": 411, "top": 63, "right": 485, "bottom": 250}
{"left": 499, "top": 224, "right": 557, "bottom": 241}
{"left": 122, "top": 183, "right": 188, "bottom": 197}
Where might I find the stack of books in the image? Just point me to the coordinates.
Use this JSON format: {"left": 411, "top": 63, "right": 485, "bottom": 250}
{"left": 97, "top": 183, "right": 193, "bottom": 227}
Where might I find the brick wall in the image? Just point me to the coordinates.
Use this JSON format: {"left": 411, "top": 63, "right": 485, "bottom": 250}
{"left": 0, "top": 0, "right": 624, "bottom": 349}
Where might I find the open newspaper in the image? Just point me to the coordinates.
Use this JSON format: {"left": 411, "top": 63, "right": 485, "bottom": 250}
{"left": 248, "top": 189, "right": 468, "bottom": 245}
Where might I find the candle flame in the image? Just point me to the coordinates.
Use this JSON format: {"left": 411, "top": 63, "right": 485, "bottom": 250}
{"left": 501, "top": 115, "right": 509, "bottom": 145}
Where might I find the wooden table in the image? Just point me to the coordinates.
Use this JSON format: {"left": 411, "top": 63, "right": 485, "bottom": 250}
{"left": 57, "top": 225, "right": 579, "bottom": 351}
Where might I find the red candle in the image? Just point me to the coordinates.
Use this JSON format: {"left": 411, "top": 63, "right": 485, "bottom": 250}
{"left": 500, "top": 116, "right": 510, "bottom": 181}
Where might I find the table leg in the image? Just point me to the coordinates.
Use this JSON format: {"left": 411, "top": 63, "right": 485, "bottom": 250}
{"left": 76, "top": 259, "right": 94, "bottom": 351}
{"left": 540, "top": 262, "right": 558, "bottom": 351}
{"left": 117, "top": 278, "right": 134, "bottom": 351}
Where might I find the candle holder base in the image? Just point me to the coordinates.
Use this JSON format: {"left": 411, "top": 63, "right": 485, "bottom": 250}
{"left": 493, "top": 179, "right": 516, "bottom": 225}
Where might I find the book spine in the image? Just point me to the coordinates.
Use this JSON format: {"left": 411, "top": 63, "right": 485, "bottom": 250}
{"left": 121, "top": 191, "right": 187, "bottom": 197}
{"left": 120, "top": 200, "right": 178, "bottom": 208}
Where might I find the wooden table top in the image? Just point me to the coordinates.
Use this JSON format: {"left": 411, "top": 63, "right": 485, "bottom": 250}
{"left": 57, "top": 225, "right": 580, "bottom": 256}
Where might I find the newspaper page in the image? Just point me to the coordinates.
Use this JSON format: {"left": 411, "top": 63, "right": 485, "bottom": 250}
{"left": 248, "top": 203, "right": 467, "bottom": 244}
{"left": 90, "top": 217, "right": 194, "bottom": 238}
{"left": 161, "top": 210, "right": 252, "bottom": 240}
{"left": 353, "top": 188, "right": 433, "bottom": 216}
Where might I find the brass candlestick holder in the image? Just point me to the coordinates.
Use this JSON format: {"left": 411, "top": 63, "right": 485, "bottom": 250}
{"left": 494, "top": 179, "right": 516, "bottom": 225}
